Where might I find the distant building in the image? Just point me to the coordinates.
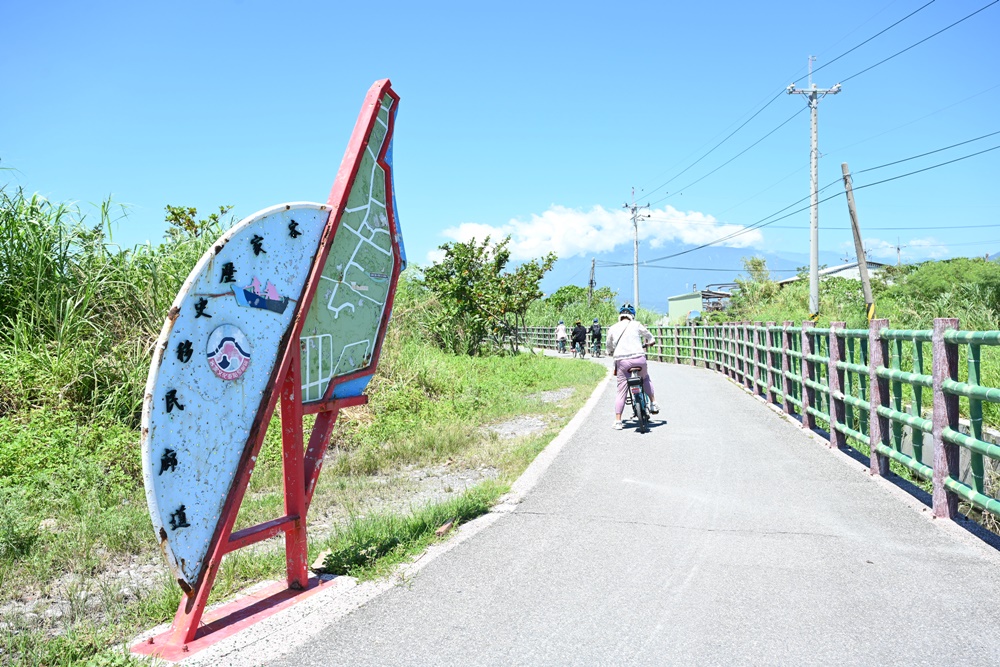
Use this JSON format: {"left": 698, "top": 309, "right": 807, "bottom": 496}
{"left": 667, "top": 285, "right": 733, "bottom": 324}
{"left": 776, "top": 260, "right": 887, "bottom": 288}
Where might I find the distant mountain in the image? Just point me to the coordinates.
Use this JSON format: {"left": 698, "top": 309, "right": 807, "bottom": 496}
{"left": 539, "top": 244, "right": 843, "bottom": 314}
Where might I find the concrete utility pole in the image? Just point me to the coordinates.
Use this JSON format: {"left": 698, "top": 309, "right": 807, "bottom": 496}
{"left": 623, "top": 187, "right": 650, "bottom": 310}
{"left": 787, "top": 56, "right": 840, "bottom": 321}
{"left": 587, "top": 258, "right": 595, "bottom": 306}
{"left": 841, "top": 162, "right": 875, "bottom": 321}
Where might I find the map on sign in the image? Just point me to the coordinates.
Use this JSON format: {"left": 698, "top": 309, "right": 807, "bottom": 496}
{"left": 299, "top": 92, "right": 405, "bottom": 402}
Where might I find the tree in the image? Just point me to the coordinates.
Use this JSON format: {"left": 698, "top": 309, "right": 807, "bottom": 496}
{"left": 422, "top": 236, "right": 555, "bottom": 355}
{"left": 164, "top": 205, "right": 232, "bottom": 240}
{"left": 546, "top": 285, "right": 587, "bottom": 311}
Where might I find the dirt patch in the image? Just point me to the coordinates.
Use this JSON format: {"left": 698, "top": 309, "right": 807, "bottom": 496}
{"left": 531, "top": 388, "right": 576, "bottom": 404}
{"left": 485, "top": 416, "right": 547, "bottom": 440}
{"left": 0, "top": 463, "right": 503, "bottom": 638}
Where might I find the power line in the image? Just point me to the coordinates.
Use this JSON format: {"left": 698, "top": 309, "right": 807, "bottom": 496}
{"left": 855, "top": 129, "right": 1000, "bottom": 174}
{"left": 640, "top": 90, "right": 787, "bottom": 201}
{"left": 793, "top": 0, "right": 938, "bottom": 85}
{"left": 646, "top": 106, "right": 808, "bottom": 207}
{"left": 632, "top": 142, "right": 1000, "bottom": 265}
{"left": 635, "top": 0, "right": 947, "bottom": 206}
{"left": 706, "top": 82, "right": 1000, "bottom": 220}
{"left": 594, "top": 262, "right": 799, "bottom": 273}
{"left": 840, "top": 0, "right": 1000, "bottom": 84}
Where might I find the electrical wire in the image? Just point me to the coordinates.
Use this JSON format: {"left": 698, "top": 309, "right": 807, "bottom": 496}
{"left": 854, "top": 130, "right": 1000, "bottom": 174}
{"left": 645, "top": 107, "right": 808, "bottom": 207}
{"left": 641, "top": 90, "right": 787, "bottom": 200}
{"left": 840, "top": 0, "right": 999, "bottom": 84}
{"left": 793, "top": 0, "right": 937, "bottom": 85}
{"left": 635, "top": 0, "right": 947, "bottom": 205}
{"left": 628, "top": 142, "right": 1000, "bottom": 266}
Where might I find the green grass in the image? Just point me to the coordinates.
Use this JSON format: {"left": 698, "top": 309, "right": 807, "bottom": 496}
{"left": 319, "top": 480, "right": 508, "bottom": 579}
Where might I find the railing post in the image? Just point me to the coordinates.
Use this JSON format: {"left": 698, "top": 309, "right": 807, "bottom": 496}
{"left": 742, "top": 322, "right": 752, "bottom": 390}
{"left": 828, "top": 322, "right": 846, "bottom": 449}
{"left": 752, "top": 322, "right": 763, "bottom": 396}
{"left": 801, "top": 321, "right": 816, "bottom": 430}
{"left": 690, "top": 323, "right": 696, "bottom": 366}
{"left": 932, "top": 318, "right": 960, "bottom": 519}
{"left": 726, "top": 324, "right": 734, "bottom": 378}
{"left": 728, "top": 323, "right": 735, "bottom": 380}
{"left": 868, "top": 318, "right": 890, "bottom": 476}
{"left": 782, "top": 321, "right": 793, "bottom": 416}
{"left": 765, "top": 321, "right": 777, "bottom": 404}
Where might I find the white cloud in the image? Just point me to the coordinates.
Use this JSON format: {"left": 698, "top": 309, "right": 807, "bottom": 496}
{"left": 425, "top": 248, "right": 447, "bottom": 264}
{"left": 436, "top": 204, "right": 764, "bottom": 261}
{"left": 856, "top": 236, "right": 949, "bottom": 262}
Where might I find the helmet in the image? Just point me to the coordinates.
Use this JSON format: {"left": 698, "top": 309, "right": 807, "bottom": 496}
{"left": 619, "top": 302, "right": 636, "bottom": 318}
{"left": 558, "top": 320, "right": 564, "bottom": 324}
{"left": 575, "top": 320, "right": 582, "bottom": 325}
{"left": 593, "top": 318, "right": 599, "bottom": 323}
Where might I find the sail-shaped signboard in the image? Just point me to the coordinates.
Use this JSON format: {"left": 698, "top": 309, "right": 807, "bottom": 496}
{"left": 136, "top": 79, "right": 403, "bottom": 656}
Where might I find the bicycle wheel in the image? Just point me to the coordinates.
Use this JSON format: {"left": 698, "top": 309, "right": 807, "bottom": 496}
{"left": 636, "top": 393, "right": 649, "bottom": 433}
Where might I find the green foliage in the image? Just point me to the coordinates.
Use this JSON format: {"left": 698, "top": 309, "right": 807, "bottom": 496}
{"left": 525, "top": 283, "right": 657, "bottom": 328}
{"left": 728, "top": 255, "right": 1000, "bottom": 331}
{"left": 0, "top": 187, "right": 233, "bottom": 425}
{"left": 422, "top": 236, "right": 555, "bottom": 354}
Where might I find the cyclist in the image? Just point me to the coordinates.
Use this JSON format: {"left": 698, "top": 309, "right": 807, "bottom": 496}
{"left": 555, "top": 320, "right": 568, "bottom": 353}
{"left": 571, "top": 320, "right": 588, "bottom": 358}
{"left": 606, "top": 303, "right": 660, "bottom": 430}
{"left": 589, "top": 318, "right": 602, "bottom": 357}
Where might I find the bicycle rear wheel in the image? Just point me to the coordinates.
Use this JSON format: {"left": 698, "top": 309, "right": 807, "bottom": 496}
{"left": 636, "top": 393, "right": 649, "bottom": 433}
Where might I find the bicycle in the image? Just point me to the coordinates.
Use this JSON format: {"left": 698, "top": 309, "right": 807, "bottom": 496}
{"left": 557, "top": 339, "right": 567, "bottom": 354}
{"left": 572, "top": 341, "right": 586, "bottom": 358}
{"left": 591, "top": 338, "right": 602, "bottom": 358}
{"left": 623, "top": 366, "right": 651, "bottom": 433}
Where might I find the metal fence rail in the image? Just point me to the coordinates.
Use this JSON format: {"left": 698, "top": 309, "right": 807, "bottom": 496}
{"left": 519, "top": 317, "right": 1000, "bottom": 522}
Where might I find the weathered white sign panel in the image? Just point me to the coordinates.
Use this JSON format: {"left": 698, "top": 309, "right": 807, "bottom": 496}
{"left": 141, "top": 203, "right": 329, "bottom": 587}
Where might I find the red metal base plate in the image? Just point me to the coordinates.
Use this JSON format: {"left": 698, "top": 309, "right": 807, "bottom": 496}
{"left": 130, "top": 576, "right": 340, "bottom": 662}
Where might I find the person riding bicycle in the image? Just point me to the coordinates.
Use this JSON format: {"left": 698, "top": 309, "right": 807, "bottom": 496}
{"left": 606, "top": 303, "right": 660, "bottom": 430}
{"left": 571, "top": 320, "right": 588, "bottom": 357}
{"left": 589, "top": 318, "right": 602, "bottom": 356}
{"left": 555, "top": 320, "right": 568, "bottom": 353}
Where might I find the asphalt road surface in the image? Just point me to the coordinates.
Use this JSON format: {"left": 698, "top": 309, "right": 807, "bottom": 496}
{"left": 267, "top": 360, "right": 1000, "bottom": 666}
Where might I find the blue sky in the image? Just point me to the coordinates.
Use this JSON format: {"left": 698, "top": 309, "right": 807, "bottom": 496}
{"left": 4, "top": 1, "right": 998, "bottom": 308}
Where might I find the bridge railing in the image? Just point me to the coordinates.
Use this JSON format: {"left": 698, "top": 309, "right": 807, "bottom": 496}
{"left": 519, "top": 318, "right": 1000, "bottom": 523}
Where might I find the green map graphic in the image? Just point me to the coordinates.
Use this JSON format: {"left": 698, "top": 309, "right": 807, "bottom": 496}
{"left": 300, "top": 94, "right": 396, "bottom": 402}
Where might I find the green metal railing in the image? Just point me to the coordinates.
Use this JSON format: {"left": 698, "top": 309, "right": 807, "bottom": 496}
{"left": 519, "top": 317, "right": 1000, "bottom": 522}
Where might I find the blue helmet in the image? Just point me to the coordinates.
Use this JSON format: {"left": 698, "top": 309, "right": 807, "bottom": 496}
{"left": 593, "top": 318, "right": 599, "bottom": 323}
{"left": 619, "top": 302, "right": 636, "bottom": 318}
{"left": 558, "top": 320, "right": 564, "bottom": 324}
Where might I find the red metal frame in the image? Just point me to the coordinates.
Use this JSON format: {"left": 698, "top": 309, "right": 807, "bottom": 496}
{"left": 133, "top": 79, "right": 400, "bottom": 659}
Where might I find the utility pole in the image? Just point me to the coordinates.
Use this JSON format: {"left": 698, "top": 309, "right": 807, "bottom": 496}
{"left": 841, "top": 162, "right": 874, "bottom": 322}
{"left": 894, "top": 237, "right": 908, "bottom": 266}
{"left": 787, "top": 56, "right": 841, "bottom": 321}
{"left": 587, "top": 258, "right": 596, "bottom": 306}
{"left": 623, "top": 187, "right": 650, "bottom": 310}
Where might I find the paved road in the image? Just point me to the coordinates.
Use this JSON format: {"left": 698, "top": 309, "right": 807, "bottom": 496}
{"left": 269, "top": 360, "right": 1000, "bottom": 666}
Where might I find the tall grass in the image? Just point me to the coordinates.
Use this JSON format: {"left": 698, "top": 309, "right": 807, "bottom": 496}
{"left": 0, "top": 187, "right": 226, "bottom": 424}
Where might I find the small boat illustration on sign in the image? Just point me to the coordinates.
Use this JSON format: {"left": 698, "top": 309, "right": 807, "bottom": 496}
{"left": 232, "top": 276, "right": 289, "bottom": 314}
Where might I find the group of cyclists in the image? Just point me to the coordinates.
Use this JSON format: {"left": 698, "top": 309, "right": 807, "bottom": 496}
{"left": 554, "top": 303, "right": 660, "bottom": 431}
{"left": 554, "top": 318, "right": 603, "bottom": 358}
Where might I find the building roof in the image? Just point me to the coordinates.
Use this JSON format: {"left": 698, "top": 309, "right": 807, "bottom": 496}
{"left": 777, "top": 260, "right": 887, "bottom": 286}
{"left": 668, "top": 289, "right": 733, "bottom": 301}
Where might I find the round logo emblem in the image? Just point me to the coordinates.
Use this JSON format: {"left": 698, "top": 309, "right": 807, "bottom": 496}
{"left": 206, "top": 325, "right": 252, "bottom": 381}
